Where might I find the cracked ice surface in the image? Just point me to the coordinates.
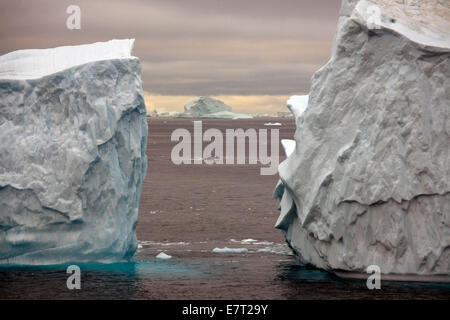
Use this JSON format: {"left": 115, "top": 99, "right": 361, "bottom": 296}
{"left": 0, "top": 40, "right": 147, "bottom": 265}
{"left": 274, "top": 0, "right": 450, "bottom": 280}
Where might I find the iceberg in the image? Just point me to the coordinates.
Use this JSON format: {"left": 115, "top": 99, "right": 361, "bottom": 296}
{"left": 274, "top": 0, "right": 450, "bottom": 281}
{"left": 177, "top": 96, "right": 253, "bottom": 119}
{"left": 150, "top": 108, "right": 180, "bottom": 118}
{"left": 0, "top": 39, "right": 148, "bottom": 265}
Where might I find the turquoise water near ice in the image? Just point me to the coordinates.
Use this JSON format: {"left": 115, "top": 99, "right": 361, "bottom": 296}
{"left": 1, "top": 255, "right": 449, "bottom": 300}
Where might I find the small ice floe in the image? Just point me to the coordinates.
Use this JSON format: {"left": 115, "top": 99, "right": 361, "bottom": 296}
{"left": 212, "top": 247, "right": 248, "bottom": 253}
{"left": 253, "top": 241, "right": 273, "bottom": 245}
{"left": 264, "top": 122, "right": 282, "bottom": 126}
{"left": 256, "top": 244, "right": 293, "bottom": 255}
{"left": 137, "top": 244, "right": 143, "bottom": 249}
{"left": 156, "top": 252, "right": 172, "bottom": 259}
{"left": 140, "top": 240, "right": 190, "bottom": 247}
{"left": 241, "top": 239, "right": 258, "bottom": 243}
{"left": 230, "top": 239, "right": 260, "bottom": 244}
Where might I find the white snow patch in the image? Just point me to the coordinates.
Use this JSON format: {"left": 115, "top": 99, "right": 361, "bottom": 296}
{"left": 286, "top": 95, "right": 309, "bottom": 119}
{"left": 230, "top": 239, "right": 274, "bottom": 245}
{"left": 264, "top": 122, "right": 282, "bottom": 126}
{"left": 253, "top": 241, "right": 274, "bottom": 245}
{"left": 0, "top": 39, "right": 135, "bottom": 80}
{"left": 241, "top": 239, "right": 258, "bottom": 243}
{"left": 230, "top": 239, "right": 258, "bottom": 244}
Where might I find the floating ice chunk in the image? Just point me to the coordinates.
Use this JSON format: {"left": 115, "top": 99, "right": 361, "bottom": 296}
{"left": 241, "top": 239, "right": 257, "bottom": 243}
{"left": 253, "top": 241, "right": 274, "bottom": 245}
{"left": 151, "top": 108, "right": 180, "bottom": 118}
{"left": 230, "top": 239, "right": 258, "bottom": 244}
{"left": 212, "top": 247, "right": 249, "bottom": 253}
{"left": 257, "top": 244, "right": 293, "bottom": 255}
{"left": 286, "top": 95, "right": 309, "bottom": 119}
{"left": 156, "top": 252, "right": 172, "bottom": 260}
{"left": 140, "top": 241, "right": 190, "bottom": 247}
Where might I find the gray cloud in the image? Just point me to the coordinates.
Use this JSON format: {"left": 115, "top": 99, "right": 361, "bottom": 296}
{"left": 0, "top": 0, "right": 341, "bottom": 95}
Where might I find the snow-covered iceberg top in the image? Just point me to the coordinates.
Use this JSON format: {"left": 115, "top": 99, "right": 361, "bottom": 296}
{"left": 151, "top": 108, "right": 180, "bottom": 118}
{"left": 0, "top": 39, "right": 135, "bottom": 80}
{"left": 212, "top": 247, "right": 249, "bottom": 254}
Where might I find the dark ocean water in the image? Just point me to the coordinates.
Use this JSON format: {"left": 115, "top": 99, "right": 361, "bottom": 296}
{"left": 0, "top": 244, "right": 449, "bottom": 300}
{"left": 1, "top": 118, "right": 449, "bottom": 300}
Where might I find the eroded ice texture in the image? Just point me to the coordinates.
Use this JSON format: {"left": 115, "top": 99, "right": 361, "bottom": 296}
{"left": 0, "top": 40, "right": 148, "bottom": 265}
{"left": 274, "top": 0, "right": 450, "bottom": 281}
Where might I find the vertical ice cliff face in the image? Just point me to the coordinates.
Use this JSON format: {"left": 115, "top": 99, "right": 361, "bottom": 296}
{"left": 0, "top": 40, "right": 148, "bottom": 265}
{"left": 275, "top": 0, "right": 450, "bottom": 281}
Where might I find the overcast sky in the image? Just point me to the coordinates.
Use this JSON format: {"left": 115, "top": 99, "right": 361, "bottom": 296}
{"left": 0, "top": 0, "right": 342, "bottom": 111}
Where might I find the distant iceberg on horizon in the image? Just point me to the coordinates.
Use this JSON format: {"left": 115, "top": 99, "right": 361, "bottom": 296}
{"left": 176, "top": 96, "right": 253, "bottom": 119}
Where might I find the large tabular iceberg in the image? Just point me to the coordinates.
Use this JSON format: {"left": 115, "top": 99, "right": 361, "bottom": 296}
{"left": 0, "top": 39, "right": 148, "bottom": 265}
{"left": 275, "top": 0, "right": 450, "bottom": 281}
{"left": 177, "top": 96, "right": 253, "bottom": 119}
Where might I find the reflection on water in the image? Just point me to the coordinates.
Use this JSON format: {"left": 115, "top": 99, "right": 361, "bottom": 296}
{"left": 0, "top": 260, "right": 213, "bottom": 299}
{"left": 275, "top": 261, "right": 450, "bottom": 300}
{"left": 0, "top": 253, "right": 449, "bottom": 300}
{"left": 276, "top": 263, "right": 337, "bottom": 282}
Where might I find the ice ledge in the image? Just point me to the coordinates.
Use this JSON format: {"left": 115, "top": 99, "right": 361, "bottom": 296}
{"left": 0, "top": 39, "right": 135, "bottom": 80}
{"left": 351, "top": 0, "right": 450, "bottom": 50}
